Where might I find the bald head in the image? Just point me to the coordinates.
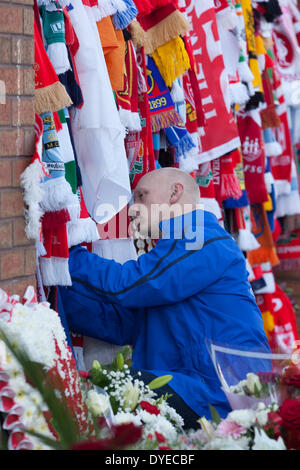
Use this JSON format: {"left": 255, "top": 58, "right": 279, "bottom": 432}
{"left": 129, "top": 168, "right": 201, "bottom": 238}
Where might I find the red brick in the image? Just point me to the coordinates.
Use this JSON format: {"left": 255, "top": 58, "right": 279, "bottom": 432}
{"left": 13, "top": 217, "right": 33, "bottom": 246}
{"left": 12, "top": 98, "right": 34, "bottom": 126}
{"left": 12, "top": 0, "right": 33, "bottom": 5}
{"left": 0, "top": 6, "right": 23, "bottom": 34}
{"left": 0, "top": 99, "right": 11, "bottom": 126}
{"left": 23, "top": 7, "right": 33, "bottom": 36}
{"left": 0, "top": 37, "right": 11, "bottom": 64}
{"left": 0, "top": 221, "right": 12, "bottom": 249}
{"left": 0, "top": 67, "right": 23, "bottom": 96}
{"left": 12, "top": 157, "right": 31, "bottom": 187}
{"left": 0, "top": 249, "right": 25, "bottom": 280}
{"left": 23, "top": 67, "right": 35, "bottom": 96}
{"left": 12, "top": 36, "right": 34, "bottom": 65}
{"left": 0, "top": 128, "right": 24, "bottom": 156}
{"left": 0, "top": 189, "right": 24, "bottom": 217}
{"left": 0, "top": 159, "right": 12, "bottom": 187}
{"left": 23, "top": 127, "right": 34, "bottom": 156}
{"left": 24, "top": 246, "right": 36, "bottom": 275}
{"left": 10, "top": 275, "right": 36, "bottom": 297}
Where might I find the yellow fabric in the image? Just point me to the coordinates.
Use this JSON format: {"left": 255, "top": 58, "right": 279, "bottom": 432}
{"left": 152, "top": 36, "right": 190, "bottom": 88}
{"left": 263, "top": 194, "right": 273, "bottom": 212}
{"left": 256, "top": 35, "right": 266, "bottom": 56}
{"left": 261, "top": 310, "right": 275, "bottom": 340}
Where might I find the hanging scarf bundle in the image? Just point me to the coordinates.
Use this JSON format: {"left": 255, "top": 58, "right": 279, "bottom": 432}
{"left": 236, "top": 109, "right": 269, "bottom": 204}
{"left": 275, "top": 228, "right": 300, "bottom": 271}
{"left": 223, "top": 148, "right": 250, "bottom": 208}
{"left": 97, "top": 15, "right": 126, "bottom": 92}
{"left": 146, "top": 56, "right": 183, "bottom": 132}
{"left": 195, "top": 162, "right": 222, "bottom": 220}
{"left": 130, "top": 3, "right": 190, "bottom": 55}
{"left": 151, "top": 36, "right": 191, "bottom": 88}
{"left": 184, "top": 0, "right": 240, "bottom": 163}
{"left": 40, "top": 4, "right": 72, "bottom": 76}
{"left": 255, "top": 283, "right": 299, "bottom": 353}
{"left": 247, "top": 203, "right": 279, "bottom": 267}
{"left": 33, "top": 20, "right": 72, "bottom": 115}
{"left": 112, "top": 0, "right": 138, "bottom": 29}
{"left": 115, "top": 40, "right": 141, "bottom": 132}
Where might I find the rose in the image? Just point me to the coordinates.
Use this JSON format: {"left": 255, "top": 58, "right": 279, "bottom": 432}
{"left": 245, "top": 373, "right": 262, "bottom": 395}
{"left": 140, "top": 401, "right": 160, "bottom": 415}
{"left": 281, "top": 364, "right": 300, "bottom": 388}
{"left": 279, "top": 399, "right": 300, "bottom": 432}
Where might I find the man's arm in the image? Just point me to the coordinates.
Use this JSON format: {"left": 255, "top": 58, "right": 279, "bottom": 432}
{"left": 66, "top": 235, "right": 236, "bottom": 309}
{"left": 58, "top": 284, "right": 139, "bottom": 346}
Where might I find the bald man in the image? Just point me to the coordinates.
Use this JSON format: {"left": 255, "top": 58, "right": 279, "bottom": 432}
{"left": 58, "top": 168, "right": 270, "bottom": 427}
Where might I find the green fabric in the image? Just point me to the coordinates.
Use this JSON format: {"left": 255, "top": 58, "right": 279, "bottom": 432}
{"left": 41, "top": 6, "right": 66, "bottom": 45}
{"left": 65, "top": 160, "right": 77, "bottom": 194}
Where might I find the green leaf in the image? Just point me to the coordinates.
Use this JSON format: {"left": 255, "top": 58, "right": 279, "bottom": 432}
{"left": 116, "top": 353, "right": 124, "bottom": 371}
{"left": 208, "top": 404, "right": 221, "bottom": 425}
{"left": 147, "top": 375, "right": 173, "bottom": 390}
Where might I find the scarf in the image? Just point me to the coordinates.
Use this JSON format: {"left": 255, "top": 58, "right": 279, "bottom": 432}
{"left": 223, "top": 148, "right": 249, "bottom": 208}
{"left": 40, "top": 4, "right": 71, "bottom": 76}
{"left": 275, "top": 227, "right": 300, "bottom": 270}
{"left": 33, "top": 20, "right": 72, "bottom": 115}
{"left": 236, "top": 109, "right": 269, "bottom": 204}
{"left": 212, "top": 153, "right": 242, "bottom": 205}
{"left": 115, "top": 40, "right": 141, "bottom": 132}
{"left": 247, "top": 203, "right": 279, "bottom": 267}
{"left": 61, "top": 0, "right": 131, "bottom": 223}
{"left": 275, "top": 158, "right": 300, "bottom": 218}
{"left": 97, "top": 15, "right": 126, "bottom": 92}
{"left": 185, "top": 0, "right": 240, "bottom": 163}
{"left": 195, "top": 162, "right": 222, "bottom": 220}
{"left": 146, "top": 56, "right": 183, "bottom": 132}
{"left": 130, "top": 3, "right": 190, "bottom": 55}
{"left": 255, "top": 283, "right": 299, "bottom": 353}
{"left": 260, "top": 54, "right": 281, "bottom": 130}
{"left": 112, "top": 0, "right": 138, "bottom": 29}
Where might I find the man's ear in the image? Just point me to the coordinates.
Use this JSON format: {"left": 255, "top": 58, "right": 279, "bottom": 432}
{"left": 170, "top": 182, "right": 184, "bottom": 204}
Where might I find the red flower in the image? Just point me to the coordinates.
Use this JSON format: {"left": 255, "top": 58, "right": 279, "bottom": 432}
{"left": 140, "top": 401, "right": 160, "bottom": 415}
{"left": 281, "top": 364, "right": 300, "bottom": 388}
{"left": 71, "top": 423, "right": 143, "bottom": 450}
{"left": 155, "top": 431, "right": 166, "bottom": 443}
{"left": 279, "top": 398, "right": 300, "bottom": 432}
{"left": 79, "top": 371, "right": 90, "bottom": 379}
{"left": 264, "top": 411, "right": 283, "bottom": 438}
{"left": 147, "top": 434, "right": 153, "bottom": 440}
{"left": 158, "top": 446, "right": 172, "bottom": 450}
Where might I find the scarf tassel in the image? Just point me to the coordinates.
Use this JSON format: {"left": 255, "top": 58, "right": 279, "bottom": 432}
{"left": 150, "top": 109, "right": 182, "bottom": 133}
{"left": 237, "top": 228, "right": 260, "bottom": 252}
{"left": 119, "top": 108, "right": 142, "bottom": 132}
{"left": 20, "top": 159, "right": 45, "bottom": 240}
{"left": 131, "top": 10, "right": 190, "bottom": 55}
{"left": 39, "top": 256, "right": 72, "bottom": 286}
{"left": 260, "top": 106, "right": 281, "bottom": 130}
{"left": 264, "top": 141, "right": 282, "bottom": 157}
{"left": 173, "top": 132, "right": 196, "bottom": 161}
{"left": 237, "top": 60, "right": 254, "bottom": 83}
{"left": 35, "top": 81, "right": 72, "bottom": 115}
{"left": 112, "top": 0, "right": 138, "bottom": 30}
{"left": 67, "top": 218, "right": 100, "bottom": 248}
{"left": 152, "top": 37, "right": 191, "bottom": 88}
{"left": 229, "top": 82, "right": 249, "bottom": 106}
{"left": 220, "top": 173, "right": 242, "bottom": 200}
{"left": 39, "top": 176, "right": 80, "bottom": 214}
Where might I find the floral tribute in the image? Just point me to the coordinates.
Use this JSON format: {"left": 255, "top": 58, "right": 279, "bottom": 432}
{"left": 1, "top": 286, "right": 300, "bottom": 451}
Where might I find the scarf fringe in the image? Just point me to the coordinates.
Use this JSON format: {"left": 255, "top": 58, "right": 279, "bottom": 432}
{"left": 150, "top": 108, "right": 182, "bottom": 133}
{"left": 39, "top": 256, "right": 72, "bottom": 286}
{"left": 152, "top": 37, "right": 191, "bottom": 88}
{"left": 67, "top": 217, "right": 99, "bottom": 248}
{"left": 221, "top": 173, "right": 242, "bottom": 200}
{"left": 237, "top": 228, "right": 260, "bottom": 252}
{"left": 229, "top": 81, "right": 249, "bottom": 106}
{"left": 40, "top": 176, "right": 80, "bottom": 214}
{"left": 111, "top": 0, "right": 127, "bottom": 13}
{"left": 276, "top": 190, "right": 300, "bottom": 217}
{"left": 260, "top": 106, "right": 281, "bottom": 130}
{"left": 237, "top": 60, "right": 254, "bottom": 83}
{"left": 173, "top": 132, "right": 196, "bottom": 160}
{"left": 264, "top": 140, "right": 282, "bottom": 157}
{"left": 264, "top": 171, "right": 274, "bottom": 193}
{"left": 119, "top": 108, "right": 142, "bottom": 132}
{"left": 20, "top": 159, "right": 45, "bottom": 240}
{"left": 273, "top": 180, "right": 291, "bottom": 197}
{"left": 112, "top": 0, "right": 138, "bottom": 29}
{"left": 131, "top": 10, "right": 190, "bottom": 55}
{"left": 200, "top": 197, "right": 222, "bottom": 220}
{"left": 46, "top": 43, "right": 71, "bottom": 76}
{"left": 35, "top": 81, "right": 72, "bottom": 115}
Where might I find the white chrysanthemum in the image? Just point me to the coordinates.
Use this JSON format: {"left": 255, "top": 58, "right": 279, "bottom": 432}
{"left": 86, "top": 390, "right": 110, "bottom": 417}
{"left": 252, "top": 428, "right": 286, "bottom": 450}
{"left": 136, "top": 409, "right": 177, "bottom": 442}
{"left": 227, "top": 409, "right": 256, "bottom": 429}
{"left": 114, "top": 411, "right": 142, "bottom": 427}
{"left": 157, "top": 402, "right": 184, "bottom": 428}
{"left": 204, "top": 435, "right": 251, "bottom": 450}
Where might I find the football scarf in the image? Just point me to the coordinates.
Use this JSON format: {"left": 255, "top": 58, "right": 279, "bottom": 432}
{"left": 247, "top": 203, "right": 279, "bottom": 267}
{"left": 236, "top": 109, "right": 269, "bottom": 204}
{"left": 33, "top": 20, "right": 72, "bottom": 115}
{"left": 184, "top": 0, "right": 240, "bottom": 163}
{"left": 223, "top": 148, "right": 249, "bottom": 208}
{"left": 146, "top": 56, "right": 183, "bottom": 132}
{"left": 275, "top": 228, "right": 300, "bottom": 270}
{"left": 195, "top": 162, "right": 222, "bottom": 220}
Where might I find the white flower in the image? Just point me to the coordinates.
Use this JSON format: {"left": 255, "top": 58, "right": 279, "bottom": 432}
{"left": 255, "top": 404, "right": 269, "bottom": 427}
{"left": 246, "top": 373, "right": 262, "bottom": 395}
{"left": 204, "top": 435, "right": 250, "bottom": 450}
{"left": 86, "top": 390, "right": 110, "bottom": 417}
{"left": 227, "top": 409, "right": 256, "bottom": 429}
{"left": 252, "top": 428, "right": 286, "bottom": 450}
{"left": 122, "top": 381, "right": 140, "bottom": 412}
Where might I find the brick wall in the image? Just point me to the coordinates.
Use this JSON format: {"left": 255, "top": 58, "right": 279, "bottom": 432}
{"left": 0, "top": 0, "right": 36, "bottom": 296}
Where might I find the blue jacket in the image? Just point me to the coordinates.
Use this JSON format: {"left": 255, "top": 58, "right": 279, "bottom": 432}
{"left": 58, "top": 209, "right": 270, "bottom": 419}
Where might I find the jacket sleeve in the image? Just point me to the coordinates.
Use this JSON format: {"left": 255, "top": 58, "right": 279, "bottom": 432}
{"left": 58, "top": 284, "right": 139, "bottom": 346}
{"left": 67, "top": 235, "right": 237, "bottom": 309}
